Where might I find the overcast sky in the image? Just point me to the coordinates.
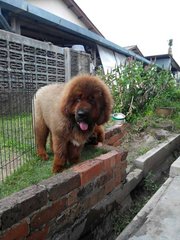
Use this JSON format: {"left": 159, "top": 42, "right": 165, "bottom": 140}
{"left": 75, "top": 0, "right": 180, "bottom": 64}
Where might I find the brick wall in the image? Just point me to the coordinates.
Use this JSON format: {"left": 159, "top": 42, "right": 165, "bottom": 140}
{"left": 0, "top": 125, "right": 128, "bottom": 240}
{"left": 105, "top": 124, "right": 128, "bottom": 147}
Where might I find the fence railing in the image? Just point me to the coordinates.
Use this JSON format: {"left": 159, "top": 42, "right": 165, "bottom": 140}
{"left": 0, "top": 76, "right": 35, "bottom": 181}
{"left": 0, "top": 29, "right": 91, "bottom": 182}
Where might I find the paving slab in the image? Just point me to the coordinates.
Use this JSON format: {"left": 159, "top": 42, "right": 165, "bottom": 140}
{"left": 134, "top": 134, "right": 180, "bottom": 176}
{"left": 116, "top": 155, "right": 180, "bottom": 240}
{"left": 128, "top": 176, "right": 180, "bottom": 240}
{"left": 169, "top": 156, "right": 180, "bottom": 177}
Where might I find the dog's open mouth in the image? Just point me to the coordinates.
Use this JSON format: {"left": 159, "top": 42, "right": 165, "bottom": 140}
{"left": 78, "top": 122, "right": 89, "bottom": 131}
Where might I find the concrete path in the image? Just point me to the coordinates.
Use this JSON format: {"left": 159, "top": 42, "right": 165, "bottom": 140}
{"left": 116, "top": 156, "right": 180, "bottom": 240}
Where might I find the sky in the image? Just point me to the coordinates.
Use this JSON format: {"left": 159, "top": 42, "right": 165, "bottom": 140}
{"left": 75, "top": 0, "right": 180, "bottom": 64}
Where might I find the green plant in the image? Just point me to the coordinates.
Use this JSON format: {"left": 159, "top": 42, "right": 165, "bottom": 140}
{"left": 113, "top": 200, "right": 145, "bottom": 235}
{"left": 113, "top": 172, "right": 162, "bottom": 235}
{"left": 97, "top": 60, "right": 176, "bottom": 122}
{"left": 143, "top": 172, "right": 159, "bottom": 193}
{"left": 137, "top": 146, "right": 152, "bottom": 156}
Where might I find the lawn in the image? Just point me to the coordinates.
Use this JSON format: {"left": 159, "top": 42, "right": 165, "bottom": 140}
{"left": 0, "top": 114, "right": 34, "bottom": 163}
{"left": 0, "top": 112, "right": 108, "bottom": 199}
{"left": 0, "top": 145, "right": 107, "bottom": 199}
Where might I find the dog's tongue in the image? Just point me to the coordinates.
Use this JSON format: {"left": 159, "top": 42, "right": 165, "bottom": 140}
{"left": 79, "top": 122, "right": 88, "bottom": 131}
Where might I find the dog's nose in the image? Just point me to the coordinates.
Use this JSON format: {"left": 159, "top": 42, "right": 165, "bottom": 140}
{"left": 77, "top": 109, "right": 88, "bottom": 118}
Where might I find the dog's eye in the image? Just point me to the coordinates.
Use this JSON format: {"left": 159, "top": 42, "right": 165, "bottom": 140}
{"left": 89, "top": 96, "right": 95, "bottom": 104}
{"left": 76, "top": 96, "right": 81, "bottom": 102}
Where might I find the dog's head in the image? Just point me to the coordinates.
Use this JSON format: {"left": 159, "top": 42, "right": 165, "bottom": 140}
{"left": 60, "top": 75, "right": 113, "bottom": 131}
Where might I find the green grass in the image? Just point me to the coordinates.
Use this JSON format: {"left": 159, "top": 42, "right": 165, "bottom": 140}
{"left": 0, "top": 146, "right": 107, "bottom": 199}
{"left": 137, "top": 146, "right": 152, "bottom": 156}
{"left": 0, "top": 113, "right": 107, "bottom": 199}
{"left": 0, "top": 114, "right": 34, "bottom": 164}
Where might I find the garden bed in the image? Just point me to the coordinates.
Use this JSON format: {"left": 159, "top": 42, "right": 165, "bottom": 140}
{"left": 0, "top": 146, "right": 107, "bottom": 199}
{"left": 0, "top": 124, "right": 128, "bottom": 240}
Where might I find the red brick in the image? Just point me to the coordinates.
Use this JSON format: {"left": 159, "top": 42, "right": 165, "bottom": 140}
{"left": 96, "top": 150, "right": 118, "bottom": 171}
{"left": 105, "top": 128, "right": 114, "bottom": 139}
{"left": 120, "top": 160, "right": 127, "bottom": 181}
{"left": 104, "top": 131, "right": 112, "bottom": 139}
{"left": 119, "top": 123, "right": 129, "bottom": 133}
{"left": 105, "top": 133, "right": 122, "bottom": 145}
{"left": 105, "top": 124, "right": 129, "bottom": 141}
{"left": 120, "top": 159, "right": 128, "bottom": 170}
{"left": 31, "top": 198, "right": 67, "bottom": 229}
{"left": 104, "top": 179, "right": 116, "bottom": 195}
{"left": 114, "top": 151, "right": 128, "bottom": 166}
{"left": 113, "top": 167, "right": 122, "bottom": 187}
{"left": 113, "top": 134, "right": 126, "bottom": 146}
{"left": 67, "top": 189, "right": 79, "bottom": 207}
{"left": 100, "top": 170, "right": 113, "bottom": 185}
{"left": 88, "top": 188, "right": 105, "bottom": 207}
{"left": 27, "top": 225, "right": 49, "bottom": 240}
{"left": 105, "top": 125, "right": 122, "bottom": 139}
{"left": 40, "top": 171, "right": 80, "bottom": 201}
{"left": 73, "top": 159, "right": 104, "bottom": 186}
{"left": 0, "top": 185, "right": 47, "bottom": 231}
{"left": 0, "top": 220, "right": 29, "bottom": 240}
{"left": 113, "top": 139, "right": 121, "bottom": 147}
{"left": 121, "top": 151, "right": 128, "bottom": 162}
{"left": 81, "top": 187, "right": 105, "bottom": 210}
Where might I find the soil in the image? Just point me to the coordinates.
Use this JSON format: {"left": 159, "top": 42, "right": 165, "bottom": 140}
{"left": 120, "top": 118, "right": 178, "bottom": 165}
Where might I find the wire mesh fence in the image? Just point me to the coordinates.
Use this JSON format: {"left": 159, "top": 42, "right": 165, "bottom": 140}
{"left": 0, "top": 30, "right": 67, "bottom": 182}
{"left": 0, "top": 73, "right": 36, "bottom": 181}
{"left": 0, "top": 29, "right": 91, "bottom": 182}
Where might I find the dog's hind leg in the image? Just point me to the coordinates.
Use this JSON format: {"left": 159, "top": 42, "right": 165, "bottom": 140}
{"left": 34, "top": 118, "right": 49, "bottom": 160}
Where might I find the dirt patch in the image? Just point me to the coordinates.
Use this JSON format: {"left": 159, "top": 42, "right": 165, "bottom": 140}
{"left": 120, "top": 119, "right": 177, "bottom": 164}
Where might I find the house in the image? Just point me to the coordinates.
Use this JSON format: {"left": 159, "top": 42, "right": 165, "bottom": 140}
{"left": 125, "top": 45, "right": 144, "bottom": 57}
{"left": 27, "top": 0, "right": 104, "bottom": 36}
{"left": 0, "top": 0, "right": 151, "bottom": 74}
{"left": 127, "top": 43, "right": 180, "bottom": 84}
{"left": 146, "top": 54, "right": 180, "bottom": 73}
{"left": 146, "top": 54, "right": 180, "bottom": 84}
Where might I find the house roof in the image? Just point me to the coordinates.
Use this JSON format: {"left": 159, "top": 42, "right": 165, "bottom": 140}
{"left": 0, "top": 0, "right": 151, "bottom": 65}
{"left": 125, "top": 45, "right": 144, "bottom": 57}
{"left": 146, "top": 54, "right": 180, "bottom": 72}
{"left": 63, "top": 0, "right": 104, "bottom": 36}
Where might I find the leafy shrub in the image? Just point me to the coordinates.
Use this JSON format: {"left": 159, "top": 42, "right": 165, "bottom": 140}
{"left": 97, "top": 60, "right": 176, "bottom": 121}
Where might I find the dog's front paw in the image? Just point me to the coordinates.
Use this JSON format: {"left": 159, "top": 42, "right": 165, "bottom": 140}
{"left": 38, "top": 151, "right": 49, "bottom": 161}
{"left": 52, "top": 164, "right": 64, "bottom": 173}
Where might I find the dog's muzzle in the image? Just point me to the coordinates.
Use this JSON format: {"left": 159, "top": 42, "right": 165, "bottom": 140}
{"left": 76, "top": 109, "right": 90, "bottom": 131}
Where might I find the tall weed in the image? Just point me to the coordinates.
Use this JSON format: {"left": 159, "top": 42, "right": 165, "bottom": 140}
{"left": 98, "top": 61, "right": 176, "bottom": 121}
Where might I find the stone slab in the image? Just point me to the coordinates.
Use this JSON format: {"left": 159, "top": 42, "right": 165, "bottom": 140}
{"left": 135, "top": 134, "right": 180, "bottom": 176}
{"left": 169, "top": 156, "right": 180, "bottom": 177}
{"left": 116, "top": 176, "right": 180, "bottom": 240}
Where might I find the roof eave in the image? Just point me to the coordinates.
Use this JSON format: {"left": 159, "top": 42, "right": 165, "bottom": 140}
{"left": 62, "top": 0, "right": 104, "bottom": 37}
{"left": 0, "top": 0, "right": 151, "bottom": 65}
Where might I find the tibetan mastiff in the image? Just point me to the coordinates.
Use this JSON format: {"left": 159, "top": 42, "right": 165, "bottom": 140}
{"left": 33, "top": 74, "right": 113, "bottom": 173}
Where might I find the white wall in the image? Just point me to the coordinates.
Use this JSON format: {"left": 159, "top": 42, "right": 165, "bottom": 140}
{"left": 97, "top": 45, "right": 127, "bottom": 74}
{"left": 27, "top": 0, "right": 87, "bottom": 28}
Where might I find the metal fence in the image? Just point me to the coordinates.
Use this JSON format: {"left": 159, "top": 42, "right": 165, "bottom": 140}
{"left": 0, "top": 77, "right": 35, "bottom": 181}
{"left": 0, "top": 30, "right": 91, "bottom": 181}
{"left": 0, "top": 30, "right": 66, "bottom": 181}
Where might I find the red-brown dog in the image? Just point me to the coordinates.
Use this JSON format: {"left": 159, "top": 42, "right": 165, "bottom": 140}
{"left": 33, "top": 74, "right": 113, "bottom": 173}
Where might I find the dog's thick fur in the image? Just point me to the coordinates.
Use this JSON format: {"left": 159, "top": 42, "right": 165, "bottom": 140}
{"left": 33, "top": 75, "right": 113, "bottom": 173}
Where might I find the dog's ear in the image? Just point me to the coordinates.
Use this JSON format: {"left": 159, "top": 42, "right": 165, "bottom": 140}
{"left": 97, "top": 87, "right": 113, "bottom": 125}
{"left": 60, "top": 90, "right": 72, "bottom": 117}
